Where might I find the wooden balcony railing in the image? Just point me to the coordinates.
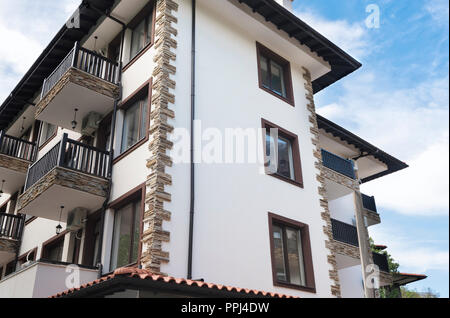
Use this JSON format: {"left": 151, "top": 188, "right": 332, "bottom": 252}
{"left": 331, "top": 218, "right": 359, "bottom": 247}
{"left": 41, "top": 42, "right": 119, "bottom": 99}
{"left": 0, "top": 131, "right": 37, "bottom": 162}
{"left": 372, "top": 252, "right": 390, "bottom": 272}
{"left": 321, "top": 149, "right": 356, "bottom": 179}
{"left": 25, "top": 134, "right": 110, "bottom": 190}
{"left": 362, "top": 193, "right": 377, "bottom": 212}
{"left": 0, "top": 213, "right": 25, "bottom": 241}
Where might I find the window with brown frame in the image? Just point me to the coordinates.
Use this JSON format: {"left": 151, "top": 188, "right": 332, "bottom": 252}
{"left": 4, "top": 261, "right": 15, "bottom": 276}
{"left": 126, "top": 1, "right": 156, "bottom": 67}
{"left": 41, "top": 235, "right": 65, "bottom": 262}
{"left": 115, "top": 80, "right": 151, "bottom": 163}
{"left": 109, "top": 184, "right": 145, "bottom": 271}
{"left": 268, "top": 213, "right": 315, "bottom": 293}
{"left": 262, "top": 119, "right": 303, "bottom": 188}
{"left": 256, "top": 42, "right": 294, "bottom": 106}
{"left": 0, "top": 266, "right": 3, "bottom": 280}
{"left": 38, "top": 122, "right": 57, "bottom": 149}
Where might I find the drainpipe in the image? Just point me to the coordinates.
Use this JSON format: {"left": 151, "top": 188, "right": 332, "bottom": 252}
{"left": 187, "top": 0, "right": 197, "bottom": 280}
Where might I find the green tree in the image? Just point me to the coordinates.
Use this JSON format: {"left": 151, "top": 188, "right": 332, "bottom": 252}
{"left": 369, "top": 238, "right": 400, "bottom": 273}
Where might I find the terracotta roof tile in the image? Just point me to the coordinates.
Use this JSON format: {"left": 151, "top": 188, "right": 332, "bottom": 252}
{"left": 51, "top": 267, "right": 297, "bottom": 298}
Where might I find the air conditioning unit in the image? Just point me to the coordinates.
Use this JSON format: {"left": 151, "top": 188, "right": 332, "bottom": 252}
{"left": 67, "top": 208, "right": 88, "bottom": 232}
{"left": 81, "top": 112, "right": 102, "bottom": 136}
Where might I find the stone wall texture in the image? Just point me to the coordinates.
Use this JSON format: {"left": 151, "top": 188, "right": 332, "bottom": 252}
{"left": 0, "top": 238, "right": 19, "bottom": 255}
{"left": 36, "top": 67, "right": 120, "bottom": 118}
{"left": 0, "top": 154, "right": 30, "bottom": 174}
{"left": 17, "top": 166, "right": 108, "bottom": 212}
{"left": 303, "top": 67, "right": 341, "bottom": 298}
{"left": 141, "top": 0, "right": 178, "bottom": 275}
{"left": 333, "top": 241, "right": 361, "bottom": 259}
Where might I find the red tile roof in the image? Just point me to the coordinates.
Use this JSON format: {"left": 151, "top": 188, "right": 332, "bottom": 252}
{"left": 51, "top": 267, "right": 297, "bottom": 298}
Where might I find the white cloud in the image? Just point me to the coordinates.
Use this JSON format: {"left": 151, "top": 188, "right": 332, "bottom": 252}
{"left": 294, "top": 9, "right": 370, "bottom": 60}
{"left": 370, "top": 227, "right": 449, "bottom": 273}
{"left": 425, "top": 0, "right": 449, "bottom": 26}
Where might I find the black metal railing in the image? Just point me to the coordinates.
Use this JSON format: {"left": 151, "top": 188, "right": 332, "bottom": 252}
{"left": 0, "top": 131, "right": 37, "bottom": 162}
{"left": 41, "top": 42, "right": 119, "bottom": 99}
{"left": 321, "top": 149, "right": 356, "bottom": 179}
{"left": 362, "top": 193, "right": 377, "bottom": 212}
{"left": 372, "top": 252, "right": 390, "bottom": 272}
{"left": 0, "top": 213, "right": 25, "bottom": 241}
{"left": 331, "top": 218, "right": 359, "bottom": 247}
{"left": 25, "top": 134, "right": 110, "bottom": 190}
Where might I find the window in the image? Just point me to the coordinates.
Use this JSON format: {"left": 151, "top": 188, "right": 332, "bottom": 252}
{"left": 128, "top": 3, "right": 155, "bottom": 63}
{"left": 41, "top": 235, "right": 65, "bottom": 262}
{"left": 110, "top": 187, "right": 143, "bottom": 271}
{"left": 269, "top": 213, "right": 315, "bottom": 292}
{"left": 38, "top": 122, "right": 57, "bottom": 149}
{"left": 262, "top": 119, "right": 303, "bottom": 187}
{"left": 256, "top": 42, "right": 294, "bottom": 105}
{"left": 121, "top": 93, "right": 149, "bottom": 153}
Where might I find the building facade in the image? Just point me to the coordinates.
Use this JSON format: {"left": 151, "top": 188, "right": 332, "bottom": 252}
{"left": 0, "top": 0, "right": 419, "bottom": 298}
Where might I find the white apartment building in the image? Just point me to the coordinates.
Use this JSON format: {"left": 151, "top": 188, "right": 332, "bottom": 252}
{"left": 0, "top": 0, "right": 425, "bottom": 298}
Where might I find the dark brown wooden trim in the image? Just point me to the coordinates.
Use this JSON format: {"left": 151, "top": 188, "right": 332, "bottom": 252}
{"left": 25, "top": 216, "right": 38, "bottom": 226}
{"left": 38, "top": 125, "right": 58, "bottom": 151}
{"left": 113, "top": 78, "right": 152, "bottom": 164}
{"left": 40, "top": 230, "right": 69, "bottom": 259}
{"left": 256, "top": 42, "right": 295, "bottom": 107}
{"left": 122, "top": 1, "right": 157, "bottom": 73}
{"left": 107, "top": 183, "right": 146, "bottom": 269}
{"left": 268, "top": 212, "right": 316, "bottom": 293}
{"left": 18, "top": 247, "right": 38, "bottom": 263}
{"left": 261, "top": 118, "right": 304, "bottom": 188}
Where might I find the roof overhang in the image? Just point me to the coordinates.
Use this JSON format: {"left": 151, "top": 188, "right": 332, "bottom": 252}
{"left": 317, "top": 114, "right": 409, "bottom": 183}
{"left": 0, "top": 0, "right": 117, "bottom": 132}
{"left": 238, "top": 0, "right": 362, "bottom": 93}
{"left": 393, "top": 273, "right": 427, "bottom": 286}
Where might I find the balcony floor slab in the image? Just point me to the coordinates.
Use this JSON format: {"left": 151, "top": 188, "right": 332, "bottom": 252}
{"left": 18, "top": 166, "right": 108, "bottom": 222}
{"left": 36, "top": 67, "right": 119, "bottom": 133}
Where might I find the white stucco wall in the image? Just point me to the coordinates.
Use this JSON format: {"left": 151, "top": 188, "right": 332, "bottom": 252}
{"left": 329, "top": 194, "right": 356, "bottom": 226}
{"left": 338, "top": 265, "right": 365, "bottom": 298}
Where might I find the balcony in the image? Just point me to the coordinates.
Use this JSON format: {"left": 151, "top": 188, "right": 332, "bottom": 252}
{"left": 372, "top": 252, "right": 389, "bottom": 273}
{"left": 0, "top": 131, "right": 37, "bottom": 194}
{"left": 321, "top": 149, "right": 356, "bottom": 179}
{"left": 0, "top": 260, "right": 98, "bottom": 298}
{"left": 17, "top": 134, "right": 110, "bottom": 222}
{"left": 362, "top": 193, "right": 381, "bottom": 226}
{"left": 331, "top": 218, "right": 359, "bottom": 247}
{"left": 0, "top": 213, "right": 25, "bottom": 263}
{"left": 35, "top": 42, "right": 120, "bottom": 133}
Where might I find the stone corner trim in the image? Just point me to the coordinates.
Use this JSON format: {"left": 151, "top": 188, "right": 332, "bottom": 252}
{"left": 302, "top": 67, "right": 341, "bottom": 298}
{"left": 141, "top": 0, "right": 178, "bottom": 275}
{"left": 35, "top": 67, "right": 120, "bottom": 118}
{"left": 0, "top": 154, "right": 30, "bottom": 174}
{"left": 17, "top": 166, "right": 109, "bottom": 212}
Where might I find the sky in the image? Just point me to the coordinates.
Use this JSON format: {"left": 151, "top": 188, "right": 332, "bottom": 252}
{"left": 292, "top": 0, "right": 449, "bottom": 297}
{"left": 0, "top": 0, "right": 448, "bottom": 297}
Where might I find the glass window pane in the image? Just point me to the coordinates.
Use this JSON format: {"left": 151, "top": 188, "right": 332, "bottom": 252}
{"left": 140, "top": 100, "right": 148, "bottom": 139}
{"left": 121, "top": 102, "right": 140, "bottom": 153}
{"left": 260, "top": 56, "right": 271, "bottom": 89}
{"left": 111, "top": 203, "right": 133, "bottom": 270}
{"left": 273, "top": 225, "right": 287, "bottom": 282}
{"left": 146, "top": 14, "right": 153, "bottom": 44}
{"left": 277, "top": 136, "right": 294, "bottom": 179}
{"left": 47, "top": 240, "right": 64, "bottom": 262}
{"left": 131, "top": 199, "right": 142, "bottom": 263}
{"left": 286, "top": 228, "right": 306, "bottom": 286}
{"left": 270, "top": 60, "right": 286, "bottom": 97}
{"left": 130, "top": 20, "right": 146, "bottom": 58}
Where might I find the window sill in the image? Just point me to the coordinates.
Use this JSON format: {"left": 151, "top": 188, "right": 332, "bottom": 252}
{"left": 260, "top": 85, "right": 295, "bottom": 107}
{"left": 113, "top": 137, "right": 148, "bottom": 165}
{"left": 274, "top": 281, "right": 316, "bottom": 293}
{"left": 266, "top": 171, "right": 304, "bottom": 188}
{"left": 122, "top": 42, "right": 154, "bottom": 73}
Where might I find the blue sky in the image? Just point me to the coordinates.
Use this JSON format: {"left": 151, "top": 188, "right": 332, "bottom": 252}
{"left": 293, "top": 0, "right": 449, "bottom": 297}
{"left": 0, "top": 0, "right": 448, "bottom": 297}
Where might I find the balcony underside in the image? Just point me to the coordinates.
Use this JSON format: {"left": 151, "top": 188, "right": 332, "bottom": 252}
{"left": 364, "top": 209, "right": 381, "bottom": 226}
{"left": 35, "top": 67, "right": 119, "bottom": 133}
{"left": 0, "top": 154, "right": 29, "bottom": 194}
{"left": 17, "top": 166, "right": 108, "bottom": 222}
